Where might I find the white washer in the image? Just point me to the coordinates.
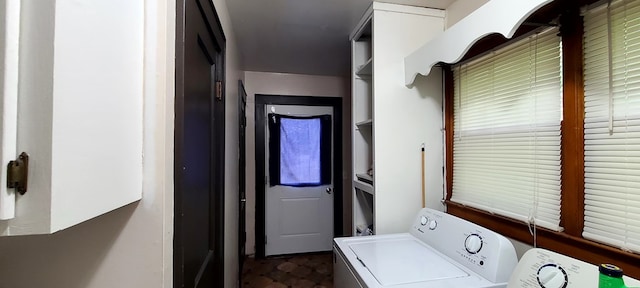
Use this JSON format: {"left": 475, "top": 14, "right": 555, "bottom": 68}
{"left": 508, "top": 248, "right": 640, "bottom": 288}
{"left": 333, "top": 208, "right": 519, "bottom": 288}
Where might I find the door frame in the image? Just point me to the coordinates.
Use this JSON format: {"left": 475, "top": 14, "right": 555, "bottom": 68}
{"left": 255, "top": 94, "right": 343, "bottom": 258}
{"left": 238, "top": 80, "right": 247, "bottom": 277}
{"left": 174, "top": 0, "right": 226, "bottom": 287}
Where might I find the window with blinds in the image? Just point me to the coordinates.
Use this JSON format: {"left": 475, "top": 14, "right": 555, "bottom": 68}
{"left": 451, "top": 27, "right": 563, "bottom": 231}
{"left": 583, "top": 0, "right": 640, "bottom": 253}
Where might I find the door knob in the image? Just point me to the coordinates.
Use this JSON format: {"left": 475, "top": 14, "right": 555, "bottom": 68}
{"left": 326, "top": 187, "right": 333, "bottom": 194}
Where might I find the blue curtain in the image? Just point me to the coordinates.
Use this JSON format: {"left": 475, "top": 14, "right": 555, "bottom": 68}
{"left": 268, "top": 113, "right": 331, "bottom": 187}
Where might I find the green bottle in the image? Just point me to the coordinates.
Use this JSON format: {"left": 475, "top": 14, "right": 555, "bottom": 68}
{"left": 599, "top": 264, "right": 627, "bottom": 288}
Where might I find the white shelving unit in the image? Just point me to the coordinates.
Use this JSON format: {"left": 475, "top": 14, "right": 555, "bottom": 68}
{"left": 351, "top": 12, "right": 374, "bottom": 236}
{"left": 350, "top": 2, "right": 446, "bottom": 236}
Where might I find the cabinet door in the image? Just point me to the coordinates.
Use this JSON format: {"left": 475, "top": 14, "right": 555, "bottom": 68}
{"left": 0, "top": 0, "right": 144, "bottom": 236}
{"left": 0, "top": 0, "right": 21, "bottom": 221}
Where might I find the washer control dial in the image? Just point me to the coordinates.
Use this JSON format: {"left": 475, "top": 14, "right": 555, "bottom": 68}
{"left": 537, "top": 263, "right": 568, "bottom": 288}
{"left": 464, "top": 234, "right": 483, "bottom": 254}
{"left": 420, "top": 216, "right": 428, "bottom": 226}
{"left": 428, "top": 220, "right": 438, "bottom": 230}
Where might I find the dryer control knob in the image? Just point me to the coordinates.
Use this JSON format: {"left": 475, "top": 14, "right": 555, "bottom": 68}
{"left": 537, "top": 264, "right": 568, "bottom": 288}
{"left": 428, "top": 220, "right": 437, "bottom": 230}
{"left": 420, "top": 216, "right": 428, "bottom": 226}
{"left": 464, "top": 234, "right": 483, "bottom": 254}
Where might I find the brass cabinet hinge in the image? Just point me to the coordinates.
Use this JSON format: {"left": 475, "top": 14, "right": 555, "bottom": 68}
{"left": 7, "top": 152, "right": 29, "bottom": 195}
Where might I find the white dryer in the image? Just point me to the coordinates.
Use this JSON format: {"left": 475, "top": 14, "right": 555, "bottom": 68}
{"left": 333, "top": 208, "right": 519, "bottom": 288}
{"left": 508, "top": 248, "right": 640, "bottom": 288}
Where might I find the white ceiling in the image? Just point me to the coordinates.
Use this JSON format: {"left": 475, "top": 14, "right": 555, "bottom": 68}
{"left": 227, "top": 0, "right": 456, "bottom": 76}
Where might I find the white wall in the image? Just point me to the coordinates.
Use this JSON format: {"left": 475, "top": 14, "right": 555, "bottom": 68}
{"left": 0, "top": 0, "right": 175, "bottom": 287}
{"left": 211, "top": 0, "right": 243, "bottom": 286}
{"left": 510, "top": 237, "right": 533, "bottom": 259}
{"left": 243, "top": 71, "right": 349, "bottom": 255}
{"left": 445, "top": 0, "right": 489, "bottom": 28}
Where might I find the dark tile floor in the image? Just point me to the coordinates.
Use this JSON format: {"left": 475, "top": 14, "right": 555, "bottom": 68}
{"left": 241, "top": 252, "right": 333, "bottom": 288}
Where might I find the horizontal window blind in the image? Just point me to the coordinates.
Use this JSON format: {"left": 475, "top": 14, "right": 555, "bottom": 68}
{"left": 583, "top": 0, "right": 640, "bottom": 253}
{"left": 451, "top": 28, "right": 563, "bottom": 231}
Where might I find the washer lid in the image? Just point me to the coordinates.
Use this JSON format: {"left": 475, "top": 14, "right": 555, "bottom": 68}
{"left": 349, "top": 238, "right": 469, "bottom": 286}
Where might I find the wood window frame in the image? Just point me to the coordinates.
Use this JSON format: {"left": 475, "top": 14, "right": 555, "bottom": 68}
{"left": 444, "top": 2, "right": 640, "bottom": 278}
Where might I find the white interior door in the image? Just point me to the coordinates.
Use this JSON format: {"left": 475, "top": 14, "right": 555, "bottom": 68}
{"left": 265, "top": 104, "right": 334, "bottom": 256}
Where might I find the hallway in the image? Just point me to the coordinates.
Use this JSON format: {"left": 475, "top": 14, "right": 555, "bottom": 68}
{"left": 241, "top": 253, "right": 333, "bottom": 288}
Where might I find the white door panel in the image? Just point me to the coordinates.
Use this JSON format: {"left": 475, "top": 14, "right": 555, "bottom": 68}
{"left": 265, "top": 104, "right": 333, "bottom": 256}
{"left": 281, "top": 198, "right": 321, "bottom": 234}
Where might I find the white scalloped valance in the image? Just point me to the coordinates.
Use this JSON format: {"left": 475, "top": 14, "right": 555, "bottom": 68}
{"left": 404, "top": 0, "right": 553, "bottom": 85}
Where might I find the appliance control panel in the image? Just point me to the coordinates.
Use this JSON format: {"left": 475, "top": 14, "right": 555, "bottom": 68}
{"left": 410, "top": 208, "right": 518, "bottom": 284}
{"left": 508, "top": 248, "right": 640, "bottom": 288}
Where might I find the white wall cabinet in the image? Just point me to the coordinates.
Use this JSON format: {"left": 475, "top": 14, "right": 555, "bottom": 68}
{"left": 0, "top": 0, "right": 144, "bottom": 236}
{"left": 350, "top": 2, "right": 446, "bottom": 236}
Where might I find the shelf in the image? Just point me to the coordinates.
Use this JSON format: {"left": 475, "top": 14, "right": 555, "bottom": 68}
{"left": 353, "top": 179, "right": 374, "bottom": 195}
{"left": 349, "top": 1, "right": 446, "bottom": 237}
{"left": 351, "top": 4, "right": 374, "bottom": 237}
{"left": 355, "top": 119, "right": 372, "bottom": 127}
{"left": 356, "top": 173, "right": 373, "bottom": 184}
{"left": 356, "top": 58, "right": 372, "bottom": 76}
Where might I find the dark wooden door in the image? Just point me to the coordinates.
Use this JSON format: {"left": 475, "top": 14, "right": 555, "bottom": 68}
{"left": 238, "top": 81, "right": 247, "bottom": 273}
{"left": 175, "top": 0, "right": 226, "bottom": 287}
